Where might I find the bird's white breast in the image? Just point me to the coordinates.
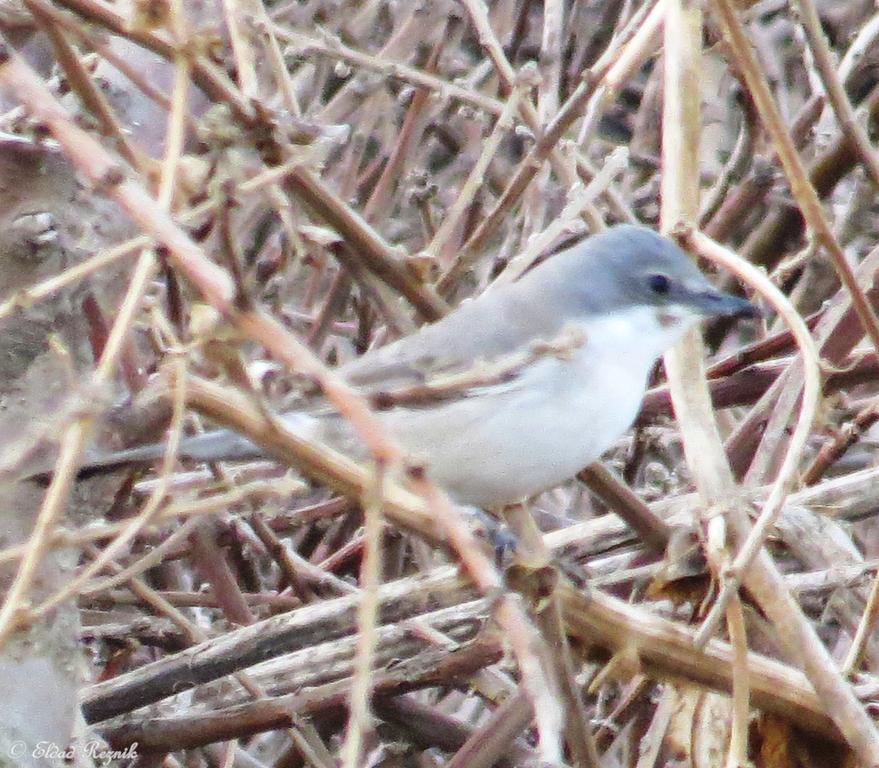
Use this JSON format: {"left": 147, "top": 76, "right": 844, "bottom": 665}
{"left": 382, "top": 305, "right": 694, "bottom": 507}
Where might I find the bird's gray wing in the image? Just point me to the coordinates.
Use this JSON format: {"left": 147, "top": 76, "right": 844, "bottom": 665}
{"left": 338, "top": 279, "right": 570, "bottom": 397}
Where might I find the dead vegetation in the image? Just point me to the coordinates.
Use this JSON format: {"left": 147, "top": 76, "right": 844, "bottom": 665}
{"left": 1, "top": 0, "right": 879, "bottom": 765}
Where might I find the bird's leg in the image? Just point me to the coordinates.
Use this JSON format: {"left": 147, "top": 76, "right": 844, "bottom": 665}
{"left": 459, "top": 507, "right": 518, "bottom": 569}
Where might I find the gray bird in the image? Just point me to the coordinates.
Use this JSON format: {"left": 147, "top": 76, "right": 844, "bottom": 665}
{"left": 64, "top": 225, "right": 756, "bottom": 506}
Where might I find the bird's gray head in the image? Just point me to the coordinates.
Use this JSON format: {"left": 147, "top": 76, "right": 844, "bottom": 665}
{"left": 536, "top": 224, "right": 757, "bottom": 324}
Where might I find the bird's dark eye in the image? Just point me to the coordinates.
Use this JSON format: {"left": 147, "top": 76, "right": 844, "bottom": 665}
{"left": 648, "top": 273, "right": 671, "bottom": 295}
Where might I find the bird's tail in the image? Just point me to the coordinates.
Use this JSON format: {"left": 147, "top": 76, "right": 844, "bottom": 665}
{"left": 21, "top": 412, "right": 329, "bottom": 483}
{"left": 24, "top": 428, "right": 267, "bottom": 483}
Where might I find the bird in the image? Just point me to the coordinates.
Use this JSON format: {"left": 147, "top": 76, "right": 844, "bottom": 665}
{"left": 56, "top": 225, "right": 756, "bottom": 507}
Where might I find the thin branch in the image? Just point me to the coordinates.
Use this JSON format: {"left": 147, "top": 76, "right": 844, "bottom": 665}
{"left": 711, "top": 0, "right": 879, "bottom": 358}
{"left": 791, "top": 0, "right": 879, "bottom": 188}
{"left": 683, "top": 229, "right": 820, "bottom": 646}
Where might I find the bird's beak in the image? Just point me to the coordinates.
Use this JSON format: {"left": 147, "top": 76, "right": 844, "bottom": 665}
{"left": 687, "top": 287, "right": 760, "bottom": 318}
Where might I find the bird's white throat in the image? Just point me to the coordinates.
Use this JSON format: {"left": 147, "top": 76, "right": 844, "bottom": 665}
{"left": 577, "top": 303, "right": 697, "bottom": 368}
